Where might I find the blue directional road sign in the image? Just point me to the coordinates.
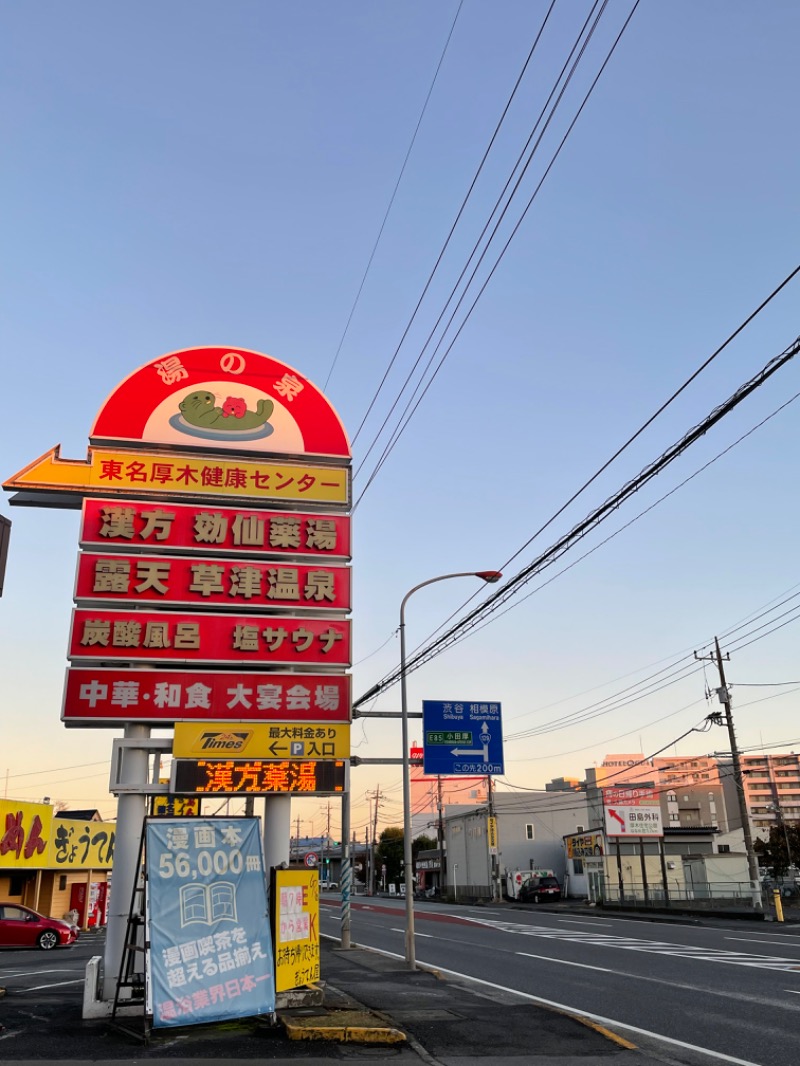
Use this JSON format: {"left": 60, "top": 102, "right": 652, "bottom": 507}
{"left": 422, "top": 700, "right": 504, "bottom": 776}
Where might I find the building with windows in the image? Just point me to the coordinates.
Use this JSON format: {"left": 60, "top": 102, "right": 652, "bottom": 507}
{"left": 720, "top": 751, "right": 800, "bottom": 840}
{"left": 587, "top": 753, "right": 732, "bottom": 833}
{"left": 444, "top": 790, "right": 590, "bottom": 898}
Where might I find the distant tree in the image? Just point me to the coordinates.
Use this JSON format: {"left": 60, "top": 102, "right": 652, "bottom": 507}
{"left": 413, "top": 834, "right": 437, "bottom": 859}
{"left": 753, "top": 823, "right": 800, "bottom": 879}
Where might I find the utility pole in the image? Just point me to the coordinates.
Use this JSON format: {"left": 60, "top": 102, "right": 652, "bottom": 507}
{"left": 325, "top": 801, "right": 331, "bottom": 881}
{"left": 486, "top": 775, "right": 496, "bottom": 900}
{"left": 365, "top": 786, "right": 382, "bottom": 895}
{"left": 437, "top": 775, "right": 446, "bottom": 893}
{"left": 695, "top": 637, "right": 762, "bottom": 910}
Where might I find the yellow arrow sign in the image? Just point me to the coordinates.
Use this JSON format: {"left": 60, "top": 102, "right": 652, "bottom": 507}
{"left": 173, "top": 722, "right": 351, "bottom": 760}
{"left": 4, "top": 445, "right": 350, "bottom": 506}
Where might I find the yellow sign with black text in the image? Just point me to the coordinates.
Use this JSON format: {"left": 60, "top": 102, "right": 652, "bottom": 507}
{"left": 487, "top": 816, "right": 498, "bottom": 855}
{"left": 5, "top": 446, "right": 350, "bottom": 506}
{"left": 173, "top": 722, "right": 351, "bottom": 760}
{"left": 0, "top": 800, "right": 114, "bottom": 870}
{"left": 274, "top": 868, "right": 320, "bottom": 992}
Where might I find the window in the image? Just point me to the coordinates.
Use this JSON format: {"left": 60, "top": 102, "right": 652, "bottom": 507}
{"left": 572, "top": 859, "right": 584, "bottom": 874}
{"left": 526, "top": 824, "right": 534, "bottom": 840}
{"left": 718, "top": 845, "right": 731, "bottom": 854}
{"left": 59, "top": 875, "right": 67, "bottom": 891}
{"left": 8, "top": 875, "right": 25, "bottom": 896}
{"left": 576, "top": 825, "right": 585, "bottom": 833}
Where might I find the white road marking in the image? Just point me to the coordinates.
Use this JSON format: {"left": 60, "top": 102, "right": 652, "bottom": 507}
{"left": 352, "top": 943, "right": 765, "bottom": 1066}
{"left": 391, "top": 928, "right": 434, "bottom": 937}
{"left": 727, "top": 937, "right": 800, "bottom": 947}
{"left": 16, "top": 979, "right": 84, "bottom": 992}
{"left": 518, "top": 951, "right": 612, "bottom": 973}
{"left": 557, "top": 918, "right": 614, "bottom": 926}
{"left": 459, "top": 917, "right": 800, "bottom": 972}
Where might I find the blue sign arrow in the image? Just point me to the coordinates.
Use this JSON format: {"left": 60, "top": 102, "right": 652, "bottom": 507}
{"left": 422, "top": 701, "right": 504, "bottom": 776}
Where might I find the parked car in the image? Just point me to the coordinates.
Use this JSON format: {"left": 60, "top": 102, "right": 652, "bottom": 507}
{"left": 517, "top": 876, "right": 562, "bottom": 904}
{"left": 319, "top": 880, "right": 339, "bottom": 891}
{"left": 0, "top": 904, "right": 79, "bottom": 950}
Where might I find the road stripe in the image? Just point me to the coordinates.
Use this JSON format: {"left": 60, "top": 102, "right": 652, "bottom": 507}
{"left": 727, "top": 937, "right": 800, "bottom": 947}
{"left": 16, "top": 979, "right": 84, "bottom": 992}
{"left": 460, "top": 917, "right": 800, "bottom": 972}
{"left": 558, "top": 918, "right": 613, "bottom": 925}
{"left": 517, "top": 951, "right": 612, "bottom": 974}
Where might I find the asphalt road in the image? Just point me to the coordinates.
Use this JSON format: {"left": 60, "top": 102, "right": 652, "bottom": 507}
{"left": 322, "top": 897, "right": 800, "bottom": 1065}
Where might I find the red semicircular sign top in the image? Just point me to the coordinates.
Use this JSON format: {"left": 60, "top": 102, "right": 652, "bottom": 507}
{"left": 90, "top": 346, "right": 350, "bottom": 460}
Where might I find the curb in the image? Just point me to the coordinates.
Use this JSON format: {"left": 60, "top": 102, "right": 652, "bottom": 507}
{"left": 279, "top": 1010, "right": 406, "bottom": 1044}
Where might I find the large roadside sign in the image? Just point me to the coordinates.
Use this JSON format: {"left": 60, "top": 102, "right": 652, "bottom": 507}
{"left": 602, "top": 786, "right": 663, "bottom": 838}
{"left": 4, "top": 345, "right": 353, "bottom": 1001}
{"left": 422, "top": 700, "right": 504, "bottom": 775}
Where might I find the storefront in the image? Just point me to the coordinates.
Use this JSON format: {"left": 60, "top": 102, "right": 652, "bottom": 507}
{"left": 0, "top": 799, "right": 114, "bottom": 929}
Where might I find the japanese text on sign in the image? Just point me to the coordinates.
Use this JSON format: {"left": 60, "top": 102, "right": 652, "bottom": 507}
{"left": 69, "top": 610, "right": 350, "bottom": 666}
{"left": 146, "top": 818, "right": 275, "bottom": 1028}
{"left": 63, "top": 669, "right": 351, "bottom": 725}
{"left": 89, "top": 449, "right": 349, "bottom": 504}
{"left": 81, "top": 500, "right": 351, "bottom": 559}
{"left": 76, "top": 553, "right": 351, "bottom": 611}
{"left": 171, "top": 760, "right": 347, "bottom": 795}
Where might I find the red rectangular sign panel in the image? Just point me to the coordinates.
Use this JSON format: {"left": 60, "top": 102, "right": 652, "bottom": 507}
{"left": 68, "top": 609, "right": 351, "bottom": 666}
{"left": 75, "top": 552, "right": 351, "bottom": 611}
{"left": 80, "top": 498, "right": 351, "bottom": 559}
{"left": 62, "top": 668, "right": 351, "bottom": 725}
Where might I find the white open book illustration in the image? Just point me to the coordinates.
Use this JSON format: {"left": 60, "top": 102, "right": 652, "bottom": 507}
{"left": 179, "top": 881, "right": 237, "bottom": 927}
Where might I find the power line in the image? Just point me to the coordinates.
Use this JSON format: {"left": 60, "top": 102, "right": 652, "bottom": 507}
{"left": 355, "top": 327, "right": 800, "bottom": 706}
{"left": 323, "top": 0, "right": 465, "bottom": 392}
{"left": 355, "top": 0, "right": 639, "bottom": 504}
{"left": 349, "top": 0, "right": 560, "bottom": 449}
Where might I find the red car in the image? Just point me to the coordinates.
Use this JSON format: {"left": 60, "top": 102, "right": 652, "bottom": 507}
{"left": 0, "top": 904, "right": 78, "bottom": 950}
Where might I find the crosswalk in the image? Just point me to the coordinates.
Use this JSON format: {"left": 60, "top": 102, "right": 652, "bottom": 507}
{"left": 460, "top": 918, "right": 800, "bottom": 972}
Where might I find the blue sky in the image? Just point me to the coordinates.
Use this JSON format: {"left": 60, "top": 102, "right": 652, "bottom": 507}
{"left": 2, "top": 2, "right": 800, "bottom": 839}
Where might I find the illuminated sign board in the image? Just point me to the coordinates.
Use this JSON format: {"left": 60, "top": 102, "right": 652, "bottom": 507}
{"left": 68, "top": 610, "right": 351, "bottom": 667}
{"left": 173, "top": 722, "right": 351, "bottom": 760}
{"left": 62, "top": 668, "right": 351, "bottom": 726}
{"left": 75, "top": 553, "right": 351, "bottom": 612}
{"left": 171, "top": 759, "right": 347, "bottom": 795}
{"left": 80, "top": 499, "right": 351, "bottom": 560}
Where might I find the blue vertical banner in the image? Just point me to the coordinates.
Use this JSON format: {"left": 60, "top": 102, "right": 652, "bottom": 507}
{"left": 146, "top": 817, "right": 275, "bottom": 1028}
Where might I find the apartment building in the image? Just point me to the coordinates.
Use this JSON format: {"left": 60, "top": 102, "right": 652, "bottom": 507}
{"left": 720, "top": 751, "right": 800, "bottom": 839}
{"left": 585, "top": 753, "right": 731, "bottom": 832}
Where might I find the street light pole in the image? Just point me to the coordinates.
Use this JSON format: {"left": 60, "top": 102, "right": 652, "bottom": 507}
{"left": 400, "top": 569, "right": 502, "bottom": 969}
